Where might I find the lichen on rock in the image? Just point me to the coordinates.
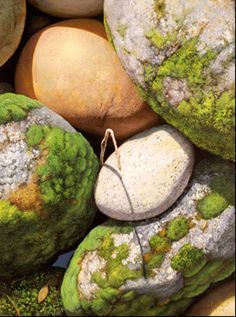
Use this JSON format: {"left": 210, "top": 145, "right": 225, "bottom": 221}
{"left": 104, "top": 0, "right": 235, "bottom": 160}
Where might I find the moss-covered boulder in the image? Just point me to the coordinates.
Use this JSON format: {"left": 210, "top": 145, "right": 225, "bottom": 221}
{"left": 0, "top": 93, "right": 99, "bottom": 279}
{"left": 0, "top": 268, "right": 64, "bottom": 316}
{"left": 61, "top": 158, "right": 235, "bottom": 316}
{"left": 104, "top": 0, "right": 235, "bottom": 161}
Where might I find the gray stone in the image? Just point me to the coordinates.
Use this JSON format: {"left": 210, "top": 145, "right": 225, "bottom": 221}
{"left": 104, "top": 0, "right": 235, "bottom": 161}
{"left": 61, "top": 158, "right": 235, "bottom": 316}
{"left": 95, "top": 125, "right": 194, "bottom": 221}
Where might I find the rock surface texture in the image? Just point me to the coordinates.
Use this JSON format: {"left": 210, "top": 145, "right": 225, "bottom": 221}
{"left": 0, "top": 269, "right": 64, "bottom": 316}
{"left": 0, "top": 93, "right": 99, "bottom": 279}
{"left": 61, "top": 158, "right": 235, "bottom": 316}
{"left": 104, "top": 0, "right": 235, "bottom": 161}
{"left": 0, "top": 0, "right": 26, "bottom": 67}
{"left": 29, "top": 0, "right": 104, "bottom": 18}
{"left": 15, "top": 19, "right": 159, "bottom": 140}
{"left": 95, "top": 125, "right": 194, "bottom": 221}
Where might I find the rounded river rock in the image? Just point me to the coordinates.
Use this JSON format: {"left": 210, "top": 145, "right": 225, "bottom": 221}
{"left": 0, "top": 93, "right": 99, "bottom": 279}
{"left": 95, "top": 125, "right": 194, "bottom": 221}
{"left": 104, "top": 0, "right": 235, "bottom": 161}
{"left": 61, "top": 158, "right": 235, "bottom": 316}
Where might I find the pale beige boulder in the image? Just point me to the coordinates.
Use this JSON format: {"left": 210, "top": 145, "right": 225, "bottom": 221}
{"left": 186, "top": 279, "right": 235, "bottom": 316}
{"left": 15, "top": 19, "right": 159, "bottom": 140}
{"left": 95, "top": 125, "right": 194, "bottom": 221}
{"left": 28, "top": 0, "right": 104, "bottom": 18}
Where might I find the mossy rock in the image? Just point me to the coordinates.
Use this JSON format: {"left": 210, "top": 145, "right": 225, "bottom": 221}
{"left": 61, "top": 159, "right": 235, "bottom": 316}
{"left": 0, "top": 93, "right": 99, "bottom": 279}
{"left": 104, "top": 0, "right": 235, "bottom": 161}
{"left": 0, "top": 268, "right": 64, "bottom": 316}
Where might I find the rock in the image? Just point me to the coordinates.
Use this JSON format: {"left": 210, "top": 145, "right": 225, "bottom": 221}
{"left": 61, "top": 158, "right": 235, "bottom": 316}
{"left": 28, "top": 0, "right": 104, "bottom": 18}
{"left": 186, "top": 279, "right": 235, "bottom": 316}
{"left": 0, "top": 82, "right": 14, "bottom": 94}
{"left": 15, "top": 19, "right": 159, "bottom": 141}
{"left": 104, "top": 0, "right": 235, "bottom": 161}
{"left": 0, "top": 0, "right": 26, "bottom": 67}
{"left": 0, "top": 93, "right": 99, "bottom": 279}
{"left": 95, "top": 125, "right": 194, "bottom": 221}
{"left": 0, "top": 268, "right": 64, "bottom": 316}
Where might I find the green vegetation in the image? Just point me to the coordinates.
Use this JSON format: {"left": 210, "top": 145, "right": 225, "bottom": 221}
{"left": 167, "top": 216, "right": 189, "bottom": 241}
{"left": 0, "top": 269, "right": 64, "bottom": 316}
{"left": 0, "top": 93, "right": 40, "bottom": 124}
{"left": 171, "top": 244, "right": 207, "bottom": 277}
{"left": 142, "top": 33, "right": 235, "bottom": 160}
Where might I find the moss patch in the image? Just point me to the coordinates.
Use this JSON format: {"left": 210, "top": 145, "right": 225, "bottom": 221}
{"left": 197, "top": 168, "right": 235, "bottom": 219}
{"left": 171, "top": 244, "right": 207, "bottom": 277}
{"left": 197, "top": 192, "right": 229, "bottom": 219}
{"left": 0, "top": 269, "right": 64, "bottom": 316}
{"left": 142, "top": 33, "right": 235, "bottom": 160}
{"left": 167, "top": 216, "right": 189, "bottom": 241}
{"left": 0, "top": 93, "right": 40, "bottom": 124}
{"left": 0, "top": 123, "right": 99, "bottom": 280}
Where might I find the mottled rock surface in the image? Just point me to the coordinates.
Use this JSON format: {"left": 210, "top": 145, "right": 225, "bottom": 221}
{"left": 104, "top": 0, "right": 235, "bottom": 161}
{"left": 95, "top": 125, "right": 194, "bottom": 221}
{"left": 0, "top": 93, "right": 99, "bottom": 279}
{"left": 29, "top": 0, "right": 104, "bottom": 18}
{"left": 62, "top": 158, "right": 235, "bottom": 316}
{"left": 0, "top": 0, "right": 26, "bottom": 67}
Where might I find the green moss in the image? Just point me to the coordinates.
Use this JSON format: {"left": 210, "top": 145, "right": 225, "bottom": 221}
{"left": 0, "top": 269, "right": 64, "bottom": 316}
{"left": 96, "top": 234, "right": 142, "bottom": 289}
{"left": 210, "top": 174, "right": 235, "bottom": 206}
{"left": 0, "top": 93, "right": 40, "bottom": 124}
{"left": 197, "top": 169, "right": 235, "bottom": 219}
{"left": 167, "top": 216, "right": 189, "bottom": 241}
{"left": 142, "top": 34, "right": 235, "bottom": 160}
{"left": 171, "top": 244, "right": 207, "bottom": 277}
{"left": 26, "top": 125, "right": 99, "bottom": 208}
{"left": 146, "top": 29, "right": 178, "bottom": 50}
{"left": 197, "top": 192, "right": 229, "bottom": 219}
{"left": 1, "top": 122, "right": 99, "bottom": 280}
{"left": 146, "top": 253, "right": 165, "bottom": 270}
{"left": 149, "top": 234, "right": 171, "bottom": 253}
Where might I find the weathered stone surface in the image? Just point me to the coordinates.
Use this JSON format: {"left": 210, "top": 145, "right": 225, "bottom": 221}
{"left": 0, "top": 0, "right": 26, "bottom": 67}
{"left": 104, "top": 0, "right": 235, "bottom": 161}
{"left": 0, "top": 93, "right": 99, "bottom": 279}
{"left": 29, "top": 0, "right": 104, "bottom": 18}
{"left": 62, "top": 158, "right": 235, "bottom": 316}
{"left": 95, "top": 125, "right": 194, "bottom": 221}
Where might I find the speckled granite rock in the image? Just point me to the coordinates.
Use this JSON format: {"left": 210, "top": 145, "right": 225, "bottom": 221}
{"left": 0, "top": 268, "right": 64, "bottom": 316}
{"left": 0, "top": 0, "right": 26, "bottom": 67}
{"left": 61, "top": 158, "right": 235, "bottom": 316}
{"left": 0, "top": 93, "right": 99, "bottom": 279}
{"left": 104, "top": 0, "right": 235, "bottom": 161}
{"left": 95, "top": 125, "right": 194, "bottom": 221}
